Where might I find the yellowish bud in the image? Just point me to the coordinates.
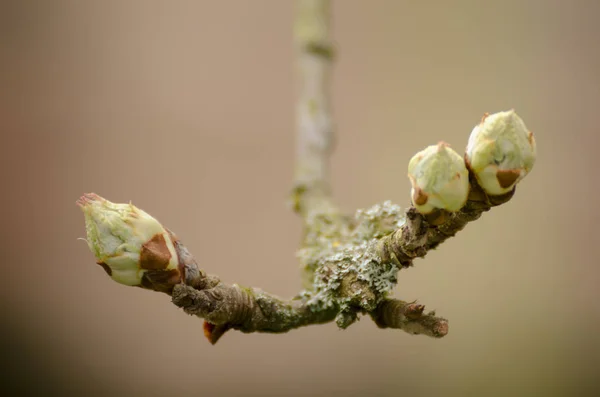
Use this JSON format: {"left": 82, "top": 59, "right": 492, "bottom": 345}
{"left": 77, "top": 193, "right": 182, "bottom": 290}
{"left": 466, "top": 110, "right": 536, "bottom": 195}
{"left": 407, "top": 142, "right": 470, "bottom": 214}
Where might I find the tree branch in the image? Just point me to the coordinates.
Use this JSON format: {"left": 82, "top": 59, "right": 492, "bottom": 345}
{"left": 377, "top": 174, "right": 516, "bottom": 269}
{"left": 172, "top": 283, "right": 337, "bottom": 344}
{"left": 77, "top": 2, "right": 536, "bottom": 346}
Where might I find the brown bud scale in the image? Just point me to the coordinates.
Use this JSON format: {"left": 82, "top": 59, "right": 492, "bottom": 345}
{"left": 140, "top": 234, "right": 172, "bottom": 270}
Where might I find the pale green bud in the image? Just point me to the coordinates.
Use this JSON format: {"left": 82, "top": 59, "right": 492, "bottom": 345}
{"left": 466, "top": 110, "right": 536, "bottom": 196}
{"left": 407, "top": 142, "right": 470, "bottom": 214}
{"left": 77, "top": 193, "right": 181, "bottom": 288}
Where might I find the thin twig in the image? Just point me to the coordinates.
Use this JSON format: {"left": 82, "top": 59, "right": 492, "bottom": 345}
{"left": 292, "top": 0, "right": 336, "bottom": 217}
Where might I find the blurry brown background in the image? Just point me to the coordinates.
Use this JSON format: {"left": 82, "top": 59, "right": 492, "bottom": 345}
{"left": 1, "top": 1, "right": 599, "bottom": 396}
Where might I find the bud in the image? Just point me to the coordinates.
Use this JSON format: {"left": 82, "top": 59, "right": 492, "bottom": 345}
{"left": 77, "top": 193, "right": 183, "bottom": 291}
{"left": 407, "top": 142, "right": 470, "bottom": 214}
{"left": 466, "top": 110, "right": 536, "bottom": 196}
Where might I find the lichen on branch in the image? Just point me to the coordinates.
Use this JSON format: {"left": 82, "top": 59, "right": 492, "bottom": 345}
{"left": 77, "top": 0, "right": 537, "bottom": 345}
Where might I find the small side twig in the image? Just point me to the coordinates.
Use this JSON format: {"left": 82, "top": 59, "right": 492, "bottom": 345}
{"left": 371, "top": 299, "right": 448, "bottom": 338}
